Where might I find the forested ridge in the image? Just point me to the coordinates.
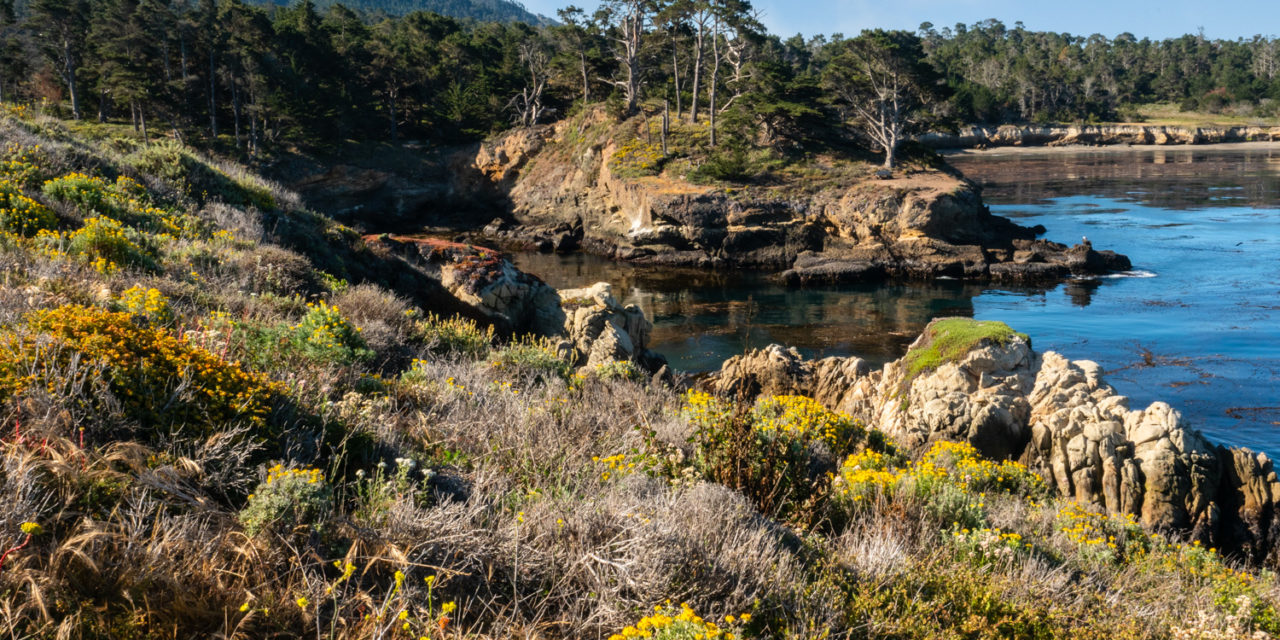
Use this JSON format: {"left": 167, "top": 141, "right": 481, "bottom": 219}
{"left": 247, "top": 0, "right": 553, "bottom": 25}
{"left": 1, "top": 0, "right": 1279, "bottom": 164}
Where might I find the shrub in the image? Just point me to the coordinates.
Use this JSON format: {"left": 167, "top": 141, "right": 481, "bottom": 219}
{"left": 0, "top": 181, "right": 56, "bottom": 236}
{"left": 115, "top": 285, "right": 175, "bottom": 326}
{"left": 0, "top": 143, "right": 46, "bottom": 187}
{"left": 294, "top": 301, "right": 374, "bottom": 365}
{"left": 750, "top": 394, "right": 867, "bottom": 454}
{"left": 127, "top": 140, "right": 276, "bottom": 210}
{"left": 592, "top": 359, "right": 643, "bottom": 382}
{"left": 41, "top": 172, "right": 115, "bottom": 215}
{"left": 608, "top": 604, "right": 751, "bottom": 640}
{"left": 65, "top": 216, "right": 157, "bottom": 272}
{"left": 239, "top": 465, "right": 332, "bottom": 536}
{"left": 490, "top": 336, "right": 571, "bottom": 381}
{"left": 609, "top": 140, "right": 665, "bottom": 178}
{"left": 414, "top": 312, "right": 494, "bottom": 358}
{"left": 0, "top": 305, "right": 279, "bottom": 436}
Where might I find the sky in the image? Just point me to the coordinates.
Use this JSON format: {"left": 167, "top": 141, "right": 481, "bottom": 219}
{"left": 520, "top": 0, "right": 1280, "bottom": 41}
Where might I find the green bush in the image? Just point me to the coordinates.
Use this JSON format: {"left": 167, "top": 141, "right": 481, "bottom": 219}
{"left": 127, "top": 140, "right": 275, "bottom": 210}
{"left": 490, "top": 336, "right": 571, "bottom": 382}
{"left": 239, "top": 465, "right": 333, "bottom": 536}
{"left": 0, "top": 181, "right": 56, "bottom": 236}
{"left": 294, "top": 301, "right": 374, "bottom": 365}
{"left": 415, "top": 313, "right": 494, "bottom": 358}
{"left": 65, "top": 216, "right": 157, "bottom": 272}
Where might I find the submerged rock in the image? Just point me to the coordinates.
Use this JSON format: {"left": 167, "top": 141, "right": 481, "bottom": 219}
{"left": 711, "top": 317, "right": 1280, "bottom": 564}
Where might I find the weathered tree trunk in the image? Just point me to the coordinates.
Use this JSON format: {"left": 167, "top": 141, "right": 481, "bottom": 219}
{"left": 671, "top": 40, "right": 682, "bottom": 118}
{"left": 208, "top": 48, "right": 218, "bottom": 138}
{"left": 709, "top": 24, "right": 720, "bottom": 147}
{"left": 579, "top": 50, "right": 590, "bottom": 104}
{"left": 231, "top": 74, "right": 242, "bottom": 148}
{"left": 689, "top": 19, "right": 704, "bottom": 123}
{"left": 137, "top": 102, "right": 149, "bottom": 143}
{"left": 62, "top": 39, "right": 81, "bottom": 120}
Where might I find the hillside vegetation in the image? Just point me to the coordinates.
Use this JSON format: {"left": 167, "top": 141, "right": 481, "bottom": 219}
{"left": 249, "top": 0, "right": 553, "bottom": 24}
{"left": 0, "top": 108, "right": 1279, "bottom": 639}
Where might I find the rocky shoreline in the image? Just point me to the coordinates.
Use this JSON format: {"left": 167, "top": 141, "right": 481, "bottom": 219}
{"left": 919, "top": 123, "right": 1280, "bottom": 149}
{"left": 456, "top": 116, "right": 1132, "bottom": 285}
{"left": 711, "top": 319, "right": 1280, "bottom": 565}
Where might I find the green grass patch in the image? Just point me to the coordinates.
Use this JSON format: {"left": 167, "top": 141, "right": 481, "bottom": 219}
{"left": 903, "top": 318, "right": 1029, "bottom": 386}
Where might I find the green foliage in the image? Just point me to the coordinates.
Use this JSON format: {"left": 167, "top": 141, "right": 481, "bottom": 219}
{"left": 126, "top": 141, "right": 276, "bottom": 210}
{"left": 414, "top": 312, "right": 494, "bottom": 359}
{"left": 490, "top": 336, "right": 571, "bottom": 382}
{"left": 903, "top": 318, "right": 1029, "bottom": 385}
{"left": 295, "top": 301, "right": 374, "bottom": 365}
{"left": 239, "top": 465, "right": 333, "bottom": 536}
{"left": 0, "top": 181, "right": 55, "bottom": 236}
{"left": 0, "top": 305, "right": 280, "bottom": 436}
{"left": 114, "top": 285, "right": 175, "bottom": 326}
{"left": 64, "top": 215, "right": 157, "bottom": 272}
{"left": 591, "top": 359, "right": 643, "bottom": 382}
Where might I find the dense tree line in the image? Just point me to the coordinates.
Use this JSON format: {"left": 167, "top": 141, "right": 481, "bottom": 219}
{"left": 1, "top": 1, "right": 1278, "bottom": 166}
{"left": 923, "top": 19, "right": 1280, "bottom": 123}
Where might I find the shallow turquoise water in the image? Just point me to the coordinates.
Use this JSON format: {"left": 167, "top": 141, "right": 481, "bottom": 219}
{"left": 512, "top": 148, "right": 1280, "bottom": 453}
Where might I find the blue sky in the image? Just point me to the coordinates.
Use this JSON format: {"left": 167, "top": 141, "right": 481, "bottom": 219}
{"left": 521, "top": 0, "right": 1280, "bottom": 41}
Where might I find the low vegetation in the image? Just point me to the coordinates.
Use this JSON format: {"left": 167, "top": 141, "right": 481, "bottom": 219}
{"left": 2, "top": 108, "right": 1279, "bottom": 640}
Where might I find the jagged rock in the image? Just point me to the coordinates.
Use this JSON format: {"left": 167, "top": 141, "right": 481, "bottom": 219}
{"left": 362, "top": 235, "right": 664, "bottom": 374}
{"left": 919, "top": 124, "right": 1280, "bottom": 149}
{"left": 710, "top": 317, "right": 1280, "bottom": 563}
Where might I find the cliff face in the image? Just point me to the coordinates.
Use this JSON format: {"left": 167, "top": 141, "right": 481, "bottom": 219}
{"left": 462, "top": 112, "right": 1131, "bottom": 284}
{"left": 920, "top": 124, "right": 1280, "bottom": 149}
{"left": 713, "top": 320, "right": 1280, "bottom": 564}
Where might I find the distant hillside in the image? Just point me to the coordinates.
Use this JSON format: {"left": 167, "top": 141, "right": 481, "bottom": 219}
{"left": 255, "top": 0, "right": 555, "bottom": 25}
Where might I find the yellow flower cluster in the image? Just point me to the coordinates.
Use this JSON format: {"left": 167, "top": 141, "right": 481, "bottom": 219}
{"left": 295, "top": 301, "right": 370, "bottom": 363}
{"left": 751, "top": 394, "right": 865, "bottom": 449}
{"left": 832, "top": 450, "right": 901, "bottom": 503}
{"left": 0, "top": 305, "right": 279, "bottom": 433}
{"left": 19, "top": 521, "right": 42, "bottom": 536}
{"left": 1055, "top": 503, "right": 1148, "bottom": 561}
{"left": 0, "top": 143, "right": 44, "bottom": 187}
{"left": 0, "top": 180, "right": 56, "bottom": 237}
{"left": 117, "top": 285, "right": 174, "bottom": 325}
{"left": 610, "top": 140, "right": 666, "bottom": 176}
{"left": 921, "top": 441, "right": 1047, "bottom": 495}
{"left": 593, "top": 453, "right": 638, "bottom": 481}
{"left": 681, "top": 390, "right": 733, "bottom": 430}
{"left": 609, "top": 603, "right": 749, "bottom": 640}
{"left": 265, "top": 464, "right": 325, "bottom": 486}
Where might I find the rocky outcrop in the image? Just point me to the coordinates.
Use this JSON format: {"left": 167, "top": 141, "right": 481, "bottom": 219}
{"left": 362, "top": 234, "right": 664, "bottom": 373}
{"left": 711, "top": 319, "right": 1280, "bottom": 564}
{"left": 458, "top": 111, "right": 1131, "bottom": 284}
{"left": 919, "top": 124, "right": 1280, "bottom": 149}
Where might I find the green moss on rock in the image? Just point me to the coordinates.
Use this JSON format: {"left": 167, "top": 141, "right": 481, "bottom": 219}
{"left": 903, "top": 318, "right": 1030, "bottom": 386}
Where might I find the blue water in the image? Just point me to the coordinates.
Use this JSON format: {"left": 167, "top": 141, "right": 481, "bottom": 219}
{"left": 513, "top": 148, "right": 1280, "bottom": 453}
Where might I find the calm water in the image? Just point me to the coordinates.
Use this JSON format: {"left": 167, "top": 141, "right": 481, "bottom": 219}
{"left": 512, "top": 147, "right": 1280, "bottom": 453}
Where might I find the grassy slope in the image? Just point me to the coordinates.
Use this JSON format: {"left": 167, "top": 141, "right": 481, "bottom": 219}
{"left": 0, "top": 107, "right": 1278, "bottom": 639}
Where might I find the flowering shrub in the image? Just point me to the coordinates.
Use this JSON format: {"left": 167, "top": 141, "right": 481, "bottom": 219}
{"left": 0, "top": 181, "right": 56, "bottom": 236}
{"left": 750, "top": 394, "right": 866, "bottom": 452}
{"left": 414, "top": 312, "right": 493, "bottom": 358}
{"left": 0, "top": 305, "right": 278, "bottom": 435}
{"left": 920, "top": 440, "right": 1047, "bottom": 497}
{"left": 239, "top": 465, "right": 333, "bottom": 536}
{"left": 65, "top": 216, "right": 157, "bottom": 272}
{"left": 0, "top": 143, "right": 46, "bottom": 187}
{"left": 610, "top": 140, "right": 666, "bottom": 178}
{"left": 593, "top": 359, "right": 643, "bottom": 381}
{"left": 294, "top": 301, "right": 373, "bottom": 364}
{"left": 490, "top": 336, "right": 570, "bottom": 382}
{"left": 681, "top": 390, "right": 733, "bottom": 431}
{"left": 831, "top": 450, "right": 900, "bottom": 504}
{"left": 115, "top": 285, "right": 175, "bottom": 326}
{"left": 609, "top": 604, "right": 750, "bottom": 640}
{"left": 1055, "top": 503, "right": 1152, "bottom": 564}
{"left": 948, "top": 526, "right": 1028, "bottom": 563}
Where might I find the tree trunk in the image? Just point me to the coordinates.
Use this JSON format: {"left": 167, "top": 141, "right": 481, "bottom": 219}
{"left": 231, "top": 74, "right": 242, "bottom": 148}
{"left": 208, "top": 48, "right": 218, "bottom": 138}
{"left": 709, "top": 26, "right": 720, "bottom": 147}
{"left": 62, "top": 39, "right": 81, "bottom": 120}
{"left": 689, "top": 21, "right": 704, "bottom": 123}
{"left": 579, "top": 50, "right": 589, "bottom": 104}
{"left": 671, "top": 40, "right": 682, "bottom": 118}
{"left": 138, "top": 102, "right": 149, "bottom": 143}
